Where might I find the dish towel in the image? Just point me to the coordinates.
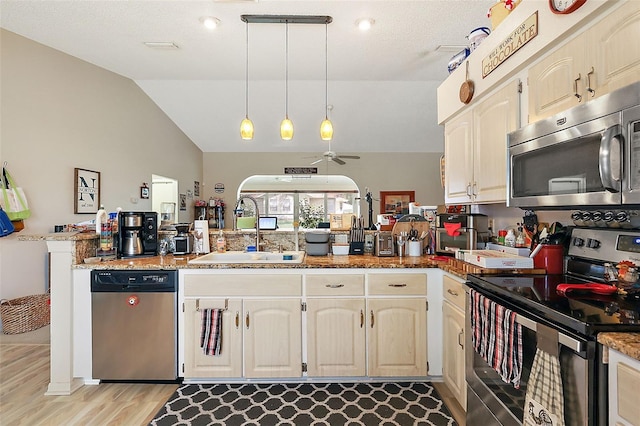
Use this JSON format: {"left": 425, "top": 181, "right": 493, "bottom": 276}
{"left": 523, "top": 348, "right": 565, "bottom": 426}
{"left": 470, "top": 289, "right": 523, "bottom": 388}
{"left": 200, "top": 308, "right": 223, "bottom": 356}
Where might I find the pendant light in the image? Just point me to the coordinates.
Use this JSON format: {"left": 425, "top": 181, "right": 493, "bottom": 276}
{"left": 320, "top": 22, "right": 333, "bottom": 140}
{"left": 280, "top": 22, "right": 294, "bottom": 140}
{"left": 240, "top": 21, "right": 254, "bottom": 140}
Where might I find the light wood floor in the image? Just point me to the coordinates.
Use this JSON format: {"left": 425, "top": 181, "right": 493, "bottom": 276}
{"left": 0, "top": 343, "right": 178, "bottom": 425}
{"left": 0, "top": 327, "right": 464, "bottom": 425}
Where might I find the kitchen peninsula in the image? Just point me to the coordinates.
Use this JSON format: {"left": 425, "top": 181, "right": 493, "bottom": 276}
{"left": 20, "top": 229, "right": 640, "bottom": 426}
{"left": 21, "top": 231, "right": 450, "bottom": 395}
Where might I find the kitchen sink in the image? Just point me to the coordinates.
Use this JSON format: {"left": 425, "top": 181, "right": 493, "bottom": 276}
{"left": 188, "top": 251, "right": 306, "bottom": 264}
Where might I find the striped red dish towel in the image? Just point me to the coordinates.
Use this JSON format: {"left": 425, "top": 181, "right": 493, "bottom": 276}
{"left": 470, "top": 289, "right": 523, "bottom": 388}
{"left": 200, "top": 308, "right": 223, "bottom": 356}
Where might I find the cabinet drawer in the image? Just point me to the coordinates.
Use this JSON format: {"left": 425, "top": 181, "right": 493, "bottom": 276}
{"left": 184, "top": 274, "right": 302, "bottom": 297}
{"left": 367, "top": 273, "right": 427, "bottom": 296}
{"left": 443, "top": 275, "right": 465, "bottom": 310}
{"left": 306, "top": 274, "right": 364, "bottom": 296}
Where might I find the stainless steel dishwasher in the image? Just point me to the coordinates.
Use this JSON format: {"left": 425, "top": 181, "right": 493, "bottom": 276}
{"left": 91, "top": 270, "right": 178, "bottom": 381}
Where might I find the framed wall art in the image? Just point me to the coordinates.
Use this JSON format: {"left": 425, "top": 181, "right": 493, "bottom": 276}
{"left": 74, "top": 168, "right": 100, "bottom": 214}
{"left": 380, "top": 191, "right": 415, "bottom": 215}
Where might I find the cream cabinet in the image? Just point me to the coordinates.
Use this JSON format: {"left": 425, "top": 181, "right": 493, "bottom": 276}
{"left": 444, "top": 79, "right": 520, "bottom": 204}
{"left": 243, "top": 298, "right": 302, "bottom": 378}
{"left": 183, "top": 298, "right": 243, "bottom": 378}
{"left": 442, "top": 275, "right": 466, "bottom": 410}
{"left": 528, "top": 2, "right": 640, "bottom": 123}
{"left": 608, "top": 348, "right": 640, "bottom": 426}
{"left": 182, "top": 273, "right": 302, "bottom": 379}
{"left": 367, "top": 273, "right": 428, "bottom": 377}
{"left": 305, "top": 274, "right": 366, "bottom": 377}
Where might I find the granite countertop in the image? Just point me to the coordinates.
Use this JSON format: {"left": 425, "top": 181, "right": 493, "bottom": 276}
{"left": 73, "top": 253, "right": 450, "bottom": 271}
{"left": 598, "top": 332, "right": 640, "bottom": 362}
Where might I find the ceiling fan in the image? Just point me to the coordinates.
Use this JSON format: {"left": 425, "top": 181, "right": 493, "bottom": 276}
{"left": 309, "top": 143, "right": 360, "bottom": 166}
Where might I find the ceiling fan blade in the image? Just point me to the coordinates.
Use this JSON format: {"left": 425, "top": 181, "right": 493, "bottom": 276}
{"left": 337, "top": 155, "right": 360, "bottom": 160}
{"left": 332, "top": 157, "right": 346, "bottom": 165}
{"left": 310, "top": 158, "right": 324, "bottom": 165}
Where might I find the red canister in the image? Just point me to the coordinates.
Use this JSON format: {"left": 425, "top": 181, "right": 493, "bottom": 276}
{"left": 533, "top": 244, "right": 564, "bottom": 274}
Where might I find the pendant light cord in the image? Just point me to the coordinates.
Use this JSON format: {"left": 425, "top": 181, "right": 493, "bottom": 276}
{"left": 325, "top": 22, "right": 328, "bottom": 120}
{"left": 245, "top": 22, "right": 249, "bottom": 118}
{"left": 285, "top": 22, "right": 289, "bottom": 119}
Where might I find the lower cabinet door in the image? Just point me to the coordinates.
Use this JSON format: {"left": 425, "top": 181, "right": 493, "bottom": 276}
{"left": 443, "top": 300, "right": 466, "bottom": 408}
{"left": 368, "top": 298, "right": 427, "bottom": 377}
{"left": 244, "top": 298, "right": 302, "bottom": 378}
{"left": 306, "top": 298, "right": 366, "bottom": 377}
{"left": 183, "top": 298, "right": 243, "bottom": 378}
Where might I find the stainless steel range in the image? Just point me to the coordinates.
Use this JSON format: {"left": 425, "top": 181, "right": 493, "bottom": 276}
{"left": 465, "top": 228, "right": 640, "bottom": 426}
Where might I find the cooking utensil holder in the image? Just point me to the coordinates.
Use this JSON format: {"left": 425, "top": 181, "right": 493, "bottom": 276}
{"left": 349, "top": 241, "right": 364, "bottom": 255}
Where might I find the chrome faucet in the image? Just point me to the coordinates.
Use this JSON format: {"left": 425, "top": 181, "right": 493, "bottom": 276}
{"left": 234, "top": 195, "right": 261, "bottom": 251}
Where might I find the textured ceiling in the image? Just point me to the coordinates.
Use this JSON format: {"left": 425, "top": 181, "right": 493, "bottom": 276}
{"left": 1, "top": 0, "right": 497, "bottom": 153}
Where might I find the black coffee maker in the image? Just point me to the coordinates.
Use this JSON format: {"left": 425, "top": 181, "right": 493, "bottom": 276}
{"left": 117, "top": 212, "right": 158, "bottom": 258}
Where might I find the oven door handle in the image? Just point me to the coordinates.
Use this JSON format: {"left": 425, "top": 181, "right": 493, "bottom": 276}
{"left": 516, "top": 313, "right": 583, "bottom": 353}
{"left": 599, "top": 124, "right": 622, "bottom": 193}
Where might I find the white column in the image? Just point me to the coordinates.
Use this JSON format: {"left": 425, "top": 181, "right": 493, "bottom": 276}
{"left": 45, "top": 239, "right": 84, "bottom": 395}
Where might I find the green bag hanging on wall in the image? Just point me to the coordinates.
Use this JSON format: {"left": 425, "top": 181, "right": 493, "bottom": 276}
{"left": 1, "top": 167, "right": 31, "bottom": 221}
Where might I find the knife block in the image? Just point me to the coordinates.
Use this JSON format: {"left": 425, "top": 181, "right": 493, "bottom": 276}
{"left": 349, "top": 241, "right": 364, "bottom": 255}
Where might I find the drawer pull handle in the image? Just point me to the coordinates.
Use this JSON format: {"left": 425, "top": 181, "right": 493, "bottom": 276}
{"left": 326, "top": 284, "right": 345, "bottom": 289}
{"left": 447, "top": 289, "right": 459, "bottom": 297}
{"left": 370, "top": 310, "right": 375, "bottom": 328}
{"left": 245, "top": 312, "right": 250, "bottom": 329}
{"left": 458, "top": 330, "right": 464, "bottom": 349}
{"left": 235, "top": 311, "right": 240, "bottom": 329}
{"left": 388, "top": 283, "right": 407, "bottom": 288}
{"left": 360, "top": 309, "right": 364, "bottom": 328}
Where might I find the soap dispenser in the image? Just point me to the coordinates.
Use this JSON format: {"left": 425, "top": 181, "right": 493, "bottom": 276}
{"left": 216, "top": 230, "right": 226, "bottom": 253}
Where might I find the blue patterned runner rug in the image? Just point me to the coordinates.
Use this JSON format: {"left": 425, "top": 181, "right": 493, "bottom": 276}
{"left": 150, "top": 382, "right": 457, "bottom": 426}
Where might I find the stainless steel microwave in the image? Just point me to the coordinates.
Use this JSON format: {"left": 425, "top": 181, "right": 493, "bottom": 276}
{"left": 508, "top": 81, "right": 640, "bottom": 209}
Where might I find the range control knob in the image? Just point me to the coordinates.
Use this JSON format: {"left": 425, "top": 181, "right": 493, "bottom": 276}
{"left": 573, "top": 237, "right": 585, "bottom": 247}
{"left": 586, "top": 238, "right": 601, "bottom": 249}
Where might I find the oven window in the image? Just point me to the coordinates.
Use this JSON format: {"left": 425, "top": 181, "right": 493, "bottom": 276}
{"left": 511, "top": 133, "right": 604, "bottom": 198}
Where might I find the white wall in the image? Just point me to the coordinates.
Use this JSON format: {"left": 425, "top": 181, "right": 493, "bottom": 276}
{"left": 201, "top": 151, "right": 445, "bottom": 226}
{"left": 0, "top": 30, "right": 203, "bottom": 303}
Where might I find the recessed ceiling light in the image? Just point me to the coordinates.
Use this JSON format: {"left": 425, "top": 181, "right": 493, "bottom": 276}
{"left": 200, "top": 16, "right": 221, "bottom": 30}
{"left": 143, "top": 42, "right": 179, "bottom": 49}
{"left": 355, "top": 18, "right": 374, "bottom": 32}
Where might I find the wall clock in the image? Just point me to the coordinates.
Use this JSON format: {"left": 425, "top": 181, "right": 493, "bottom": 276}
{"left": 549, "top": 0, "right": 586, "bottom": 14}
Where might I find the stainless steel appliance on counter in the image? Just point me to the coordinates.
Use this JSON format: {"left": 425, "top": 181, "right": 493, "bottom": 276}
{"left": 117, "top": 211, "right": 158, "bottom": 258}
{"left": 435, "top": 213, "right": 489, "bottom": 255}
{"left": 91, "top": 270, "right": 178, "bottom": 381}
{"left": 508, "top": 81, "right": 640, "bottom": 209}
{"left": 374, "top": 231, "right": 394, "bottom": 256}
{"left": 465, "top": 228, "right": 640, "bottom": 425}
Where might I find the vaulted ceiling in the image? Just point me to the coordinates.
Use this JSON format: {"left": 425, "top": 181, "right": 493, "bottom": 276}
{"left": 1, "top": 0, "right": 496, "bottom": 154}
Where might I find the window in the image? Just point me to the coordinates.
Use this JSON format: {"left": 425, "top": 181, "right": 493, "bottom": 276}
{"left": 237, "top": 175, "right": 360, "bottom": 229}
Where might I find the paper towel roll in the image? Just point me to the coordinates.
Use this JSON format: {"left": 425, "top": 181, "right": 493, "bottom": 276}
{"left": 193, "top": 220, "right": 210, "bottom": 253}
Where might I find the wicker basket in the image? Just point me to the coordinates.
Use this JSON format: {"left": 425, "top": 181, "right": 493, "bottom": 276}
{"left": 1, "top": 294, "right": 50, "bottom": 334}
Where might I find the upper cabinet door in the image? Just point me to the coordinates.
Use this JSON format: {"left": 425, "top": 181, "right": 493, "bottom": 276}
{"left": 444, "top": 110, "right": 474, "bottom": 204}
{"left": 473, "top": 80, "right": 520, "bottom": 203}
{"left": 527, "top": 37, "right": 584, "bottom": 123}
{"left": 588, "top": 1, "right": 640, "bottom": 97}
